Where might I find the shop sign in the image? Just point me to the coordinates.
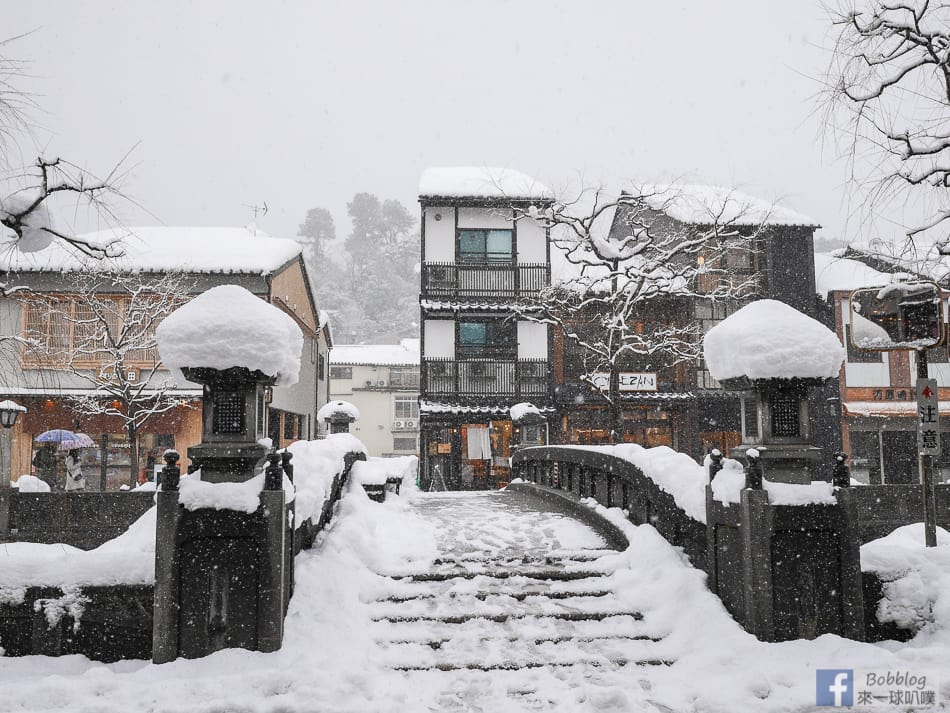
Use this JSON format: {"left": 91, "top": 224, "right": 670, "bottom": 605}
{"left": 590, "top": 372, "right": 658, "bottom": 392}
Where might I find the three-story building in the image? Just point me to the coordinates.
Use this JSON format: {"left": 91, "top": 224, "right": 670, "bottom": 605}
{"left": 418, "top": 167, "right": 553, "bottom": 490}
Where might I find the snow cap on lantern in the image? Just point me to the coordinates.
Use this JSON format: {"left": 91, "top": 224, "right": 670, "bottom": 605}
{"left": 703, "top": 299, "right": 844, "bottom": 385}
{"left": 157, "top": 284, "right": 303, "bottom": 386}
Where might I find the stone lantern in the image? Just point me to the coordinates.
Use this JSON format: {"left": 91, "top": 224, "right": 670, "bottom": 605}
{"left": 703, "top": 299, "right": 845, "bottom": 485}
{"left": 152, "top": 285, "right": 303, "bottom": 663}
{"left": 182, "top": 367, "right": 275, "bottom": 483}
{"left": 318, "top": 400, "right": 359, "bottom": 434}
{"left": 510, "top": 402, "right": 547, "bottom": 450}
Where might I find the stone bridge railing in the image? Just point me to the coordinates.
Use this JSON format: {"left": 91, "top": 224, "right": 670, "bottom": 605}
{"left": 0, "top": 448, "right": 365, "bottom": 661}
{"left": 510, "top": 446, "right": 707, "bottom": 568}
{"left": 510, "top": 445, "right": 903, "bottom": 644}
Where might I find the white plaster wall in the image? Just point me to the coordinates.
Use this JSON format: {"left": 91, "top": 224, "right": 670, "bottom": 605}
{"left": 516, "top": 216, "right": 546, "bottom": 263}
{"left": 458, "top": 207, "right": 512, "bottom": 229}
{"left": 424, "top": 206, "right": 455, "bottom": 262}
{"left": 424, "top": 320, "right": 455, "bottom": 358}
{"left": 841, "top": 297, "right": 890, "bottom": 387}
{"left": 517, "top": 321, "right": 548, "bottom": 359}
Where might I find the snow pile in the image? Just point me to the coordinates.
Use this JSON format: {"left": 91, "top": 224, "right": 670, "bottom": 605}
{"left": 11, "top": 474, "right": 50, "bottom": 492}
{"left": 710, "top": 468, "right": 838, "bottom": 506}
{"left": 0, "top": 508, "right": 156, "bottom": 590}
{"left": 0, "top": 226, "right": 303, "bottom": 275}
{"left": 419, "top": 166, "right": 552, "bottom": 200}
{"left": 576, "top": 443, "right": 711, "bottom": 522}
{"left": 286, "top": 433, "right": 367, "bottom": 526}
{"left": 350, "top": 456, "right": 417, "bottom": 487}
{"left": 156, "top": 284, "right": 303, "bottom": 386}
{"left": 177, "top": 470, "right": 293, "bottom": 513}
{"left": 0, "top": 190, "right": 56, "bottom": 252}
{"left": 317, "top": 399, "right": 361, "bottom": 422}
{"left": 861, "top": 524, "right": 950, "bottom": 635}
{"left": 510, "top": 402, "right": 542, "bottom": 422}
{"left": 636, "top": 183, "right": 818, "bottom": 227}
{"left": 703, "top": 299, "right": 845, "bottom": 381}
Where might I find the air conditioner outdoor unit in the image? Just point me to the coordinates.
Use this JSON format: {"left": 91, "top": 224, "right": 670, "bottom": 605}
{"left": 405, "top": 419, "right": 417, "bottom": 429}
{"left": 377, "top": 380, "right": 387, "bottom": 387}
{"left": 394, "top": 420, "right": 405, "bottom": 429}
{"left": 430, "top": 266, "right": 450, "bottom": 282}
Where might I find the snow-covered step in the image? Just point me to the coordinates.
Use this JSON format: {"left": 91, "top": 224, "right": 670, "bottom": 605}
{"left": 378, "top": 635, "right": 668, "bottom": 671}
{"left": 369, "top": 593, "right": 632, "bottom": 621}
{"left": 430, "top": 550, "right": 615, "bottom": 566}
{"left": 379, "top": 587, "right": 615, "bottom": 603}
{"left": 373, "top": 613, "right": 653, "bottom": 645}
{"left": 374, "top": 572, "right": 615, "bottom": 601}
{"left": 386, "top": 567, "right": 608, "bottom": 582}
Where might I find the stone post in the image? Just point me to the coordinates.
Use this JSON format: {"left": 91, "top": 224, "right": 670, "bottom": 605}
{"left": 153, "top": 451, "right": 183, "bottom": 664}
{"left": 740, "top": 486, "right": 774, "bottom": 641}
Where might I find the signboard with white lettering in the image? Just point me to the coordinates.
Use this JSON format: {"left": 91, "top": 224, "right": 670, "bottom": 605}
{"left": 917, "top": 378, "right": 940, "bottom": 456}
{"left": 590, "top": 372, "right": 658, "bottom": 392}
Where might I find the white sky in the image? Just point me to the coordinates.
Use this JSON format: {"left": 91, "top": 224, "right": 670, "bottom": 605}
{"left": 5, "top": 1, "right": 853, "bottom": 244}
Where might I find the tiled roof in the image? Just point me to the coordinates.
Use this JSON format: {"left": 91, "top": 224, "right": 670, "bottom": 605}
{"left": 420, "top": 400, "right": 556, "bottom": 416}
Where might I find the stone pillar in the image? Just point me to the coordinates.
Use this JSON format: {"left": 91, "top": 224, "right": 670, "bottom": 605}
{"left": 740, "top": 487, "right": 774, "bottom": 641}
{"left": 153, "top": 451, "right": 183, "bottom": 664}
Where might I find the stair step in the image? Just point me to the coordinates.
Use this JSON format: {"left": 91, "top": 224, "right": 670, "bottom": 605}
{"left": 370, "top": 594, "right": 630, "bottom": 621}
{"left": 375, "top": 574, "right": 616, "bottom": 601}
{"left": 387, "top": 569, "right": 607, "bottom": 582}
{"left": 379, "top": 588, "right": 614, "bottom": 603}
{"left": 373, "top": 610, "right": 643, "bottom": 624}
{"left": 373, "top": 613, "right": 652, "bottom": 644}
{"left": 392, "top": 657, "right": 671, "bottom": 672}
{"left": 381, "top": 633, "right": 661, "bottom": 647}
{"left": 430, "top": 551, "right": 613, "bottom": 566}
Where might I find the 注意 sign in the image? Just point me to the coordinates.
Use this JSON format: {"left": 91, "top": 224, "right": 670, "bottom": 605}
{"left": 917, "top": 378, "right": 940, "bottom": 456}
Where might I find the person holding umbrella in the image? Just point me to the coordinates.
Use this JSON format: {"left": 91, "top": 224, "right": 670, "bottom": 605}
{"left": 64, "top": 448, "right": 85, "bottom": 492}
{"left": 32, "top": 442, "right": 57, "bottom": 491}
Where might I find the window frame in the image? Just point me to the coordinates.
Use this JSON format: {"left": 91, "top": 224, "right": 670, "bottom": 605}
{"left": 457, "top": 228, "right": 514, "bottom": 263}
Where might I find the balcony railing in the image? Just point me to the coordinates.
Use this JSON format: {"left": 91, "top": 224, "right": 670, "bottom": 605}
{"left": 422, "top": 263, "right": 549, "bottom": 301}
{"left": 423, "top": 358, "right": 550, "bottom": 401}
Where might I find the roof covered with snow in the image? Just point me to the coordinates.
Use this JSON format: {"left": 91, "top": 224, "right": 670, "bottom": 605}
{"left": 703, "top": 299, "right": 845, "bottom": 382}
{"left": 419, "top": 167, "right": 552, "bottom": 201}
{"left": 814, "top": 252, "right": 895, "bottom": 297}
{"left": 157, "top": 284, "right": 304, "bottom": 386}
{"left": 632, "top": 184, "right": 818, "bottom": 228}
{"left": 0, "top": 226, "right": 303, "bottom": 275}
{"left": 330, "top": 339, "right": 419, "bottom": 367}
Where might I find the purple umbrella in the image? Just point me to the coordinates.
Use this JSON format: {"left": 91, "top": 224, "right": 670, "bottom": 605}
{"left": 56, "top": 433, "right": 96, "bottom": 451}
{"left": 35, "top": 429, "right": 78, "bottom": 444}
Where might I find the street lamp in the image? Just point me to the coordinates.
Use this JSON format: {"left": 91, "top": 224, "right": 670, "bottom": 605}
{"left": 0, "top": 400, "right": 26, "bottom": 428}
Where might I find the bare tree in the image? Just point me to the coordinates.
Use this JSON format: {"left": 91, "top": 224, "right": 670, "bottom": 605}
{"left": 0, "top": 37, "right": 132, "bottom": 266}
{"left": 824, "top": 1, "right": 950, "bottom": 252}
{"left": 21, "top": 269, "right": 195, "bottom": 487}
{"left": 519, "top": 184, "right": 764, "bottom": 441}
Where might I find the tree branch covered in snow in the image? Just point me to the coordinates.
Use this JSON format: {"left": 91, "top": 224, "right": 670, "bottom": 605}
{"left": 517, "top": 184, "right": 765, "bottom": 440}
{"left": 824, "top": 0, "right": 950, "bottom": 250}
{"left": 0, "top": 38, "right": 133, "bottom": 264}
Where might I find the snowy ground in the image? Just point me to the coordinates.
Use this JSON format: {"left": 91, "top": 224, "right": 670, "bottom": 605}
{"left": 1, "top": 480, "right": 949, "bottom": 712}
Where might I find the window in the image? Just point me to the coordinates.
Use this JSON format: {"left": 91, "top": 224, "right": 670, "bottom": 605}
{"left": 390, "top": 367, "right": 420, "bottom": 388}
{"left": 394, "top": 395, "right": 419, "bottom": 419}
{"left": 318, "top": 354, "right": 326, "bottom": 381}
{"left": 330, "top": 366, "right": 352, "bottom": 379}
{"left": 392, "top": 437, "right": 417, "bottom": 452}
{"left": 458, "top": 229, "right": 513, "bottom": 262}
{"left": 458, "top": 319, "right": 516, "bottom": 358}
{"left": 844, "top": 325, "right": 883, "bottom": 364}
{"left": 283, "top": 412, "right": 298, "bottom": 440}
{"left": 22, "top": 296, "right": 162, "bottom": 365}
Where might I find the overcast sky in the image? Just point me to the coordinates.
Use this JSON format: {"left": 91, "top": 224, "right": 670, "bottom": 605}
{"left": 6, "top": 1, "right": 853, "bottom": 245}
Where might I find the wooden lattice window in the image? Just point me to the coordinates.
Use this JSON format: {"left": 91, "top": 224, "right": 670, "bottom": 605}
{"left": 771, "top": 393, "right": 800, "bottom": 438}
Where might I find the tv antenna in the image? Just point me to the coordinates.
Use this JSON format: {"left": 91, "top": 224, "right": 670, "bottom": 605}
{"left": 243, "top": 201, "right": 268, "bottom": 235}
